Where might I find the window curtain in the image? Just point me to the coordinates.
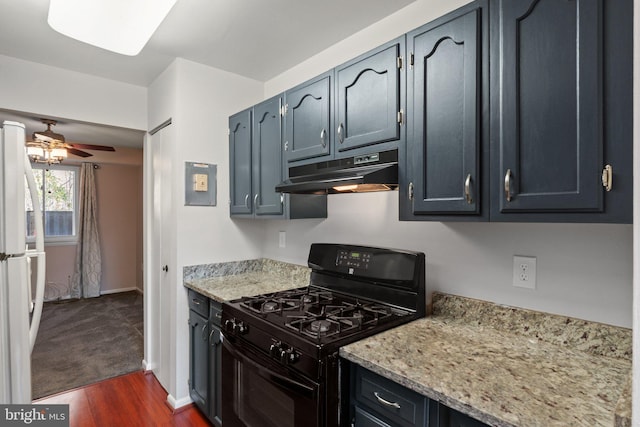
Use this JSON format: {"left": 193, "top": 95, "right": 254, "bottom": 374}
{"left": 70, "top": 163, "right": 101, "bottom": 298}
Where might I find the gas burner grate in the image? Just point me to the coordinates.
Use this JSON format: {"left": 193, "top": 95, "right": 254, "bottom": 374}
{"left": 240, "top": 289, "right": 335, "bottom": 315}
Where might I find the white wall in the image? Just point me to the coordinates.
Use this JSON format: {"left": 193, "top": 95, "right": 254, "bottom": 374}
{"left": 261, "top": 194, "right": 632, "bottom": 327}
{"left": 146, "top": 58, "right": 266, "bottom": 405}
{"left": 258, "top": 0, "right": 633, "bottom": 328}
{"left": 0, "top": 54, "right": 146, "bottom": 131}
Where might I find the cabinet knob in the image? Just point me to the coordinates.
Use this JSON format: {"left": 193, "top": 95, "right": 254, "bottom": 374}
{"left": 162, "top": 265, "right": 168, "bottom": 272}
{"left": 504, "top": 169, "right": 513, "bottom": 202}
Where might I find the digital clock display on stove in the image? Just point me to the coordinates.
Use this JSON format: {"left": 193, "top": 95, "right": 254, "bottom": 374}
{"left": 336, "top": 250, "right": 372, "bottom": 269}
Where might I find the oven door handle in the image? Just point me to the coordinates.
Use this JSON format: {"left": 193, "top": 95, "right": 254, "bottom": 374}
{"left": 222, "top": 338, "right": 316, "bottom": 397}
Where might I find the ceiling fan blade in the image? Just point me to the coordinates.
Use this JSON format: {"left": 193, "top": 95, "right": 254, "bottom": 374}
{"left": 67, "top": 148, "right": 93, "bottom": 158}
{"left": 67, "top": 143, "right": 116, "bottom": 152}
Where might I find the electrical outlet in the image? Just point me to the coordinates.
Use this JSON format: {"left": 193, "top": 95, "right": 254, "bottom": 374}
{"left": 278, "top": 231, "right": 286, "bottom": 248}
{"left": 513, "top": 255, "right": 536, "bottom": 289}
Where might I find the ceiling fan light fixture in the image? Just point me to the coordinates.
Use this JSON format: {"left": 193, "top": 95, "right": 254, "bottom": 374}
{"left": 26, "top": 145, "right": 45, "bottom": 161}
{"left": 47, "top": 0, "right": 177, "bottom": 56}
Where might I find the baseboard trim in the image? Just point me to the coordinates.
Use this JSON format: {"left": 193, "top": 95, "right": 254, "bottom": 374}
{"left": 141, "top": 359, "right": 156, "bottom": 372}
{"left": 166, "top": 394, "right": 193, "bottom": 412}
{"left": 100, "top": 287, "right": 138, "bottom": 295}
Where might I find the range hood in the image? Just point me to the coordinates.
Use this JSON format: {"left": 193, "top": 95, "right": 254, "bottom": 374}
{"left": 276, "top": 150, "right": 398, "bottom": 194}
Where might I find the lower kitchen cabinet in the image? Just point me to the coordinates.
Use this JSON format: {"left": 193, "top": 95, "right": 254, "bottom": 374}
{"left": 350, "top": 364, "right": 487, "bottom": 427}
{"left": 188, "top": 289, "right": 222, "bottom": 426}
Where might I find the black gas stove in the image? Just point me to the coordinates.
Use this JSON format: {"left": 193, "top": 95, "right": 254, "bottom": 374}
{"left": 221, "top": 243, "right": 425, "bottom": 427}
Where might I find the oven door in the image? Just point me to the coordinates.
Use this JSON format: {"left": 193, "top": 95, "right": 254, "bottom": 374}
{"left": 221, "top": 336, "right": 322, "bottom": 427}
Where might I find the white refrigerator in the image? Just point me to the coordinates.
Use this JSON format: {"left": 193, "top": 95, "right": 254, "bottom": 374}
{"left": 0, "top": 120, "right": 46, "bottom": 403}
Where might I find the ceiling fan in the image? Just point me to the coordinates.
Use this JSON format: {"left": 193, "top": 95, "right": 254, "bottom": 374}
{"left": 27, "top": 119, "right": 116, "bottom": 164}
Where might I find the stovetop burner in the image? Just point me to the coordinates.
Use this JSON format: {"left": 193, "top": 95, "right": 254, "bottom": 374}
{"left": 236, "top": 287, "right": 406, "bottom": 342}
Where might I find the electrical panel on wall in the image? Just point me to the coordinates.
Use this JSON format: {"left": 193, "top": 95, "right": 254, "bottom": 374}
{"left": 185, "top": 162, "right": 216, "bottom": 206}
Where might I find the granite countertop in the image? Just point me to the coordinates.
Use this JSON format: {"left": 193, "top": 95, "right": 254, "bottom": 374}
{"left": 183, "top": 258, "right": 310, "bottom": 303}
{"left": 340, "top": 293, "right": 632, "bottom": 427}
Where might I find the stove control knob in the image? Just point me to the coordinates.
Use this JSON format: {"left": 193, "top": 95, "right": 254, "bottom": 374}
{"left": 279, "top": 349, "right": 288, "bottom": 362}
{"left": 269, "top": 342, "right": 282, "bottom": 358}
{"left": 234, "top": 321, "right": 249, "bottom": 335}
{"left": 286, "top": 350, "right": 299, "bottom": 365}
{"left": 224, "top": 319, "right": 236, "bottom": 333}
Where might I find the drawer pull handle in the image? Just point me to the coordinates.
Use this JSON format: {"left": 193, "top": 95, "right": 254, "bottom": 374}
{"left": 192, "top": 299, "right": 200, "bottom": 305}
{"left": 373, "top": 391, "right": 401, "bottom": 409}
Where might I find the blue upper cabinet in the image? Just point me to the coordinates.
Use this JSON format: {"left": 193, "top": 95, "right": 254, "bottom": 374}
{"left": 334, "top": 37, "right": 406, "bottom": 156}
{"left": 490, "top": 0, "right": 632, "bottom": 222}
{"left": 402, "top": 1, "right": 488, "bottom": 218}
{"left": 252, "top": 96, "right": 284, "bottom": 216}
{"left": 283, "top": 71, "right": 333, "bottom": 165}
{"left": 229, "top": 109, "right": 252, "bottom": 215}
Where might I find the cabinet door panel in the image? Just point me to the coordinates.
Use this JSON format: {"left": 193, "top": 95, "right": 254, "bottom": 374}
{"left": 493, "top": 0, "right": 603, "bottom": 213}
{"left": 229, "top": 110, "right": 252, "bottom": 215}
{"left": 409, "top": 7, "right": 481, "bottom": 214}
{"left": 188, "top": 310, "right": 209, "bottom": 415}
{"left": 253, "top": 96, "right": 284, "bottom": 216}
{"left": 284, "top": 72, "right": 332, "bottom": 163}
{"left": 336, "top": 38, "right": 403, "bottom": 152}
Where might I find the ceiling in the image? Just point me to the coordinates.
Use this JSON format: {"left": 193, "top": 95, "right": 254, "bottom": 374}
{"left": 0, "top": 0, "right": 414, "bottom": 86}
{"left": 0, "top": 109, "right": 146, "bottom": 150}
{"left": 0, "top": 0, "right": 414, "bottom": 150}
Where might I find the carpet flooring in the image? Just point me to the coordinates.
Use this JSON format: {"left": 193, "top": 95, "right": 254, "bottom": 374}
{"left": 31, "top": 291, "right": 144, "bottom": 399}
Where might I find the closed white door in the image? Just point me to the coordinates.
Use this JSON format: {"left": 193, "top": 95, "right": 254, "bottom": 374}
{"left": 146, "top": 121, "right": 173, "bottom": 389}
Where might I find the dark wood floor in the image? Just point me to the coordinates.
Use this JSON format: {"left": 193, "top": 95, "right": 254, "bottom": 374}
{"left": 35, "top": 371, "right": 211, "bottom": 427}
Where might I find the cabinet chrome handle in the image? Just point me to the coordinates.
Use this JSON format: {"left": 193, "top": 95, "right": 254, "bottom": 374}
{"left": 320, "top": 129, "right": 327, "bottom": 148}
{"left": 464, "top": 174, "right": 473, "bottom": 204}
{"left": 373, "top": 392, "right": 401, "bottom": 409}
{"left": 254, "top": 194, "right": 258, "bottom": 207}
{"left": 337, "top": 123, "right": 344, "bottom": 143}
{"left": 192, "top": 298, "right": 201, "bottom": 305}
{"left": 602, "top": 165, "right": 613, "bottom": 191}
{"left": 244, "top": 194, "right": 249, "bottom": 209}
{"left": 504, "top": 169, "right": 512, "bottom": 202}
{"left": 201, "top": 323, "right": 208, "bottom": 341}
{"left": 280, "top": 193, "right": 285, "bottom": 205}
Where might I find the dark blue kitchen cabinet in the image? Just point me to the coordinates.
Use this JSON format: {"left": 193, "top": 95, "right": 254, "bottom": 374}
{"left": 229, "top": 98, "right": 327, "bottom": 219}
{"left": 188, "top": 290, "right": 222, "bottom": 427}
{"left": 188, "top": 290, "right": 210, "bottom": 418}
{"left": 252, "top": 95, "right": 284, "bottom": 216}
{"left": 401, "top": 1, "right": 488, "bottom": 219}
{"left": 350, "top": 364, "right": 488, "bottom": 427}
{"left": 490, "top": 0, "right": 632, "bottom": 222}
{"left": 208, "top": 301, "right": 223, "bottom": 427}
{"left": 229, "top": 109, "right": 253, "bottom": 215}
{"left": 334, "top": 37, "right": 405, "bottom": 156}
{"left": 283, "top": 71, "right": 333, "bottom": 165}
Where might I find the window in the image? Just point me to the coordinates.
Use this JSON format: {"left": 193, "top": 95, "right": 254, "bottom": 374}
{"left": 25, "top": 164, "right": 79, "bottom": 244}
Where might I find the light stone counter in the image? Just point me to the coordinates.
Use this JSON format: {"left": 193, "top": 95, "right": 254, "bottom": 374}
{"left": 183, "top": 258, "right": 310, "bottom": 303}
{"left": 340, "top": 293, "right": 632, "bottom": 427}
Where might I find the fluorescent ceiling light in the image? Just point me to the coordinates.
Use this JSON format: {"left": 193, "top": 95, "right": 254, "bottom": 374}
{"left": 48, "top": 0, "right": 177, "bottom": 56}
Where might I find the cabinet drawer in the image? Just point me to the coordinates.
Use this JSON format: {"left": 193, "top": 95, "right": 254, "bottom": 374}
{"left": 353, "top": 366, "right": 426, "bottom": 427}
{"left": 209, "top": 300, "right": 222, "bottom": 327}
{"left": 188, "top": 289, "right": 209, "bottom": 318}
